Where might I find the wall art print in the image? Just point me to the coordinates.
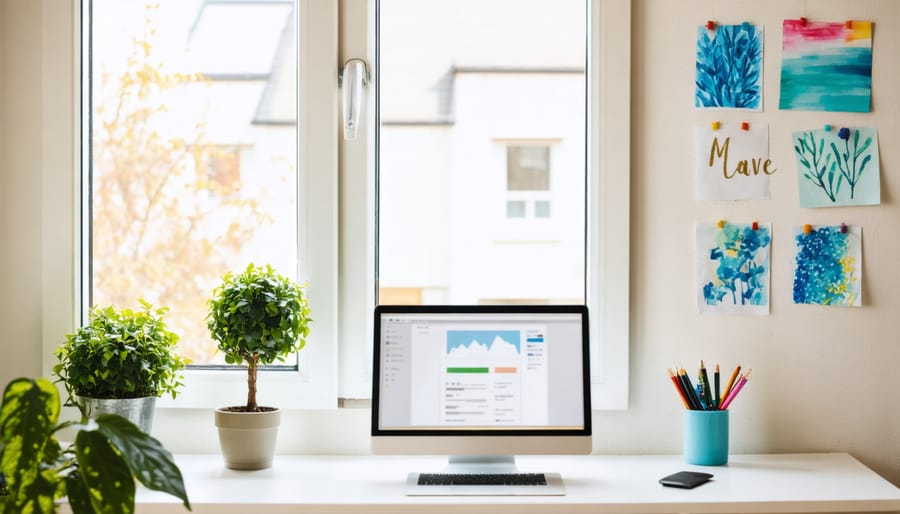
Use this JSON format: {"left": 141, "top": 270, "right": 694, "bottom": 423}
{"left": 697, "top": 221, "right": 772, "bottom": 315}
{"left": 695, "top": 122, "right": 773, "bottom": 200}
{"left": 779, "top": 20, "right": 873, "bottom": 112}
{"left": 793, "top": 126, "right": 880, "bottom": 207}
{"left": 695, "top": 23, "right": 763, "bottom": 110}
{"left": 792, "top": 225, "right": 861, "bottom": 307}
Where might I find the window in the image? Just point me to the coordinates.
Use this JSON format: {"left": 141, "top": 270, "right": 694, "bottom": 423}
{"left": 204, "top": 146, "right": 242, "bottom": 199}
{"left": 42, "top": 0, "right": 629, "bottom": 416}
{"left": 507, "top": 146, "right": 551, "bottom": 192}
{"left": 506, "top": 144, "right": 553, "bottom": 219}
{"left": 372, "top": 0, "right": 630, "bottom": 409}
{"left": 87, "top": 0, "right": 300, "bottom": 366}
{"left": 75, "top": 0, "right": 338, "bottom": 408}
{"left": 377, "top": 0, "right": 585, "bottom": 307}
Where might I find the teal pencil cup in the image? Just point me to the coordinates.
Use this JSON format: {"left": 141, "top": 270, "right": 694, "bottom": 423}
{"left": 683, "top": 409, "right": 729, "bottom": 466}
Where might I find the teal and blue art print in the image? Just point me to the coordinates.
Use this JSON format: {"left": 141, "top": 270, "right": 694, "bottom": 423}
{"left": 792, "top": 225, "right": 861, "bottom": 307}
{"left": 695, "top": 24, "right": 763, "bottom": 110}
{"left": 696, "top": 222, "right": 771, "bottom": 315}
{"left": 793, "top": 126, "right": 880, "bottom": 207}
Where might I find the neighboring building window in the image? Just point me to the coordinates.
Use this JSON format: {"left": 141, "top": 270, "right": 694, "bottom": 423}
{"left": 507, "top": 145, "right": 550, "bottom": 191}
{"left": 204, "top": 146, "right": 242, "bottom": 198}
{"left": 506, "top": 144, "right": 552, "bottom": 219}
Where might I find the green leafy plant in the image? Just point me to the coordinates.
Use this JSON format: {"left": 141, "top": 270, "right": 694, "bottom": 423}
{"left": 0, "top": 377, "right": 190, "bottom": 513}
{"left": 795, "top": 130, "right": 841, "bottom": 202}
{"left": 831, "top": 127, "right": 873, "bottom": 200}
{"left": 54, "top": 300, "right": 188, "bottom": 400}
{"left": 207, "top": 263, "right": 311, "bottom": 412}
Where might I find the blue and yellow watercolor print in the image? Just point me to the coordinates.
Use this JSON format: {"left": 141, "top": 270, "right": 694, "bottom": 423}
{"left": 695, "top": 24, "right": 763, "bottom": 110}
{"left": 792, "top": 225, "right": 861, "bottom": 307}
{"left": 793, "top": 126, "right": 880, "bottom": 207}
{"left": 779, "top": 20, "right": 873, "bottom": 112}
{"left": 696, "top": 222, "right": 771, "bottom": 315}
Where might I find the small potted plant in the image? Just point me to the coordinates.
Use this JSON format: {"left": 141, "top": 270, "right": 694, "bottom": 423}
{"left": 207, "top": 263, "right": 311, "bottom": 470}
{"left": 54, "top": 300, "right": 188, "bottom": 433}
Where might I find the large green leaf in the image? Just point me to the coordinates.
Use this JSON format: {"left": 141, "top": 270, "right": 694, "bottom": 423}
{"left": 0, "top": 378, "right": 59, "bottom": 509}
{"left": 65, "top": 470, "right": 98, "bottom": 514}
{"left": 17, "top": 469, "right": 58, "bottom": 514}
{"left": 74, "top": 430, "right": 135, "bottom": 514}
{"left": 94, "top": 415, "right": 190, "bottom": 510}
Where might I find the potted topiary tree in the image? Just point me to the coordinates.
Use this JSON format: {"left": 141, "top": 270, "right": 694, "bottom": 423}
{"left": 207, "top": 263, "right": 311, "bottom": 470}
{"left": 53, "top": 300, "right": 188, "bottom": 433}
{"left": 0, "top": 377, "right": 191, "bottom": 513}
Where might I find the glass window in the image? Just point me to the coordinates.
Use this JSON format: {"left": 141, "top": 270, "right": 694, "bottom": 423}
{"left": 506, "top": 200, "right": 527, "bottom": 218}
{"left": 534, "top": 200, "right": 551, "bottom": 218}
{"left": 376, "top": 0, "right": 586, "bottom": 306}
{"left": 507, "top": 146, "right": 550, "bottom": 191}
{"left": 86, "top": 0, "right": 299, "bottom": 366}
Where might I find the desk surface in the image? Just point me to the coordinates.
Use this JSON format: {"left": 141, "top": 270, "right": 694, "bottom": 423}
{"left": 133, "top": 453, "right": 900, "bottom": 514}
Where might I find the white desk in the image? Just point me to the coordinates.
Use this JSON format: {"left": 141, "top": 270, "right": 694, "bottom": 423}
{"left": 131, "top": 453, "right": 900, "bottom": 514}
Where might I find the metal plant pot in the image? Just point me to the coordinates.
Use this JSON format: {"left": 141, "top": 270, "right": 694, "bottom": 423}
{"left": 214, "top": 407, "right": 281, "bottom": 470}
{"left": 76, "top": 395, "right": 157, "bottom": 434}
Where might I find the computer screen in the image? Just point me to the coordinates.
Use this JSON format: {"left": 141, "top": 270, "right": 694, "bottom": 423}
{"left": 371, "top": 305, "right": 592, "bottom": 457}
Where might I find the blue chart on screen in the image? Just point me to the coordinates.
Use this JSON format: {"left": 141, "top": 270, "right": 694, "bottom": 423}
{"left": 446, "top": 331, "right": 521, "bottom": 357}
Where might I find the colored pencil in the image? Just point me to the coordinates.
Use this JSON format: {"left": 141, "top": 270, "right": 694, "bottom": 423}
{"left": 720, "top": 368, "right": 752, "bottom": 410}
{"left": 668, "top": 368, "right": 690, "bottom": 409}
{"left": 699, "top": 360, "right": 713, "bottom": 409}
{"left": 713, "top": 364, "right": 720, "bottom": 410}
{"left": 720, "top": 365, "right": 741, "bottom": 405}
{"left": 680, "top": 368, "right": 703, "bottom": 410}
{"left": 677, "top": 368, "right": 701, "bottom": 410}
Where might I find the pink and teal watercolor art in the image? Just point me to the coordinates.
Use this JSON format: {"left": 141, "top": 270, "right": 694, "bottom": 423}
{"left": 779, "top": 20, "right": 872, "bottom": 112}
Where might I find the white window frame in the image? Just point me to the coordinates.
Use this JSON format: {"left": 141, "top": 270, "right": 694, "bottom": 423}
{"left": 338, "top": 0, "right": 631, "bottom": 409}
{"left": 41, "top": 0, "right": 629, "bottom": 413}
{"left": 41, "top": 0, "right": 339, "bottom": 410}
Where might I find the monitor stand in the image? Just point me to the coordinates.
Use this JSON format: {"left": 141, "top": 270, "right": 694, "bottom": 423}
{"left": 443, "top": 455, "right": 518, "bottom": 474}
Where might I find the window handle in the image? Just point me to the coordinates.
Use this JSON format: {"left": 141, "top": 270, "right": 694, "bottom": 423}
{"left": 340, "top": 58, "right": 369, "bottom": 141}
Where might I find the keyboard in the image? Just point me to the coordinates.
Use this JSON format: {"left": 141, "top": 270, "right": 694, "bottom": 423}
{"left": 418, "top": 472, "right": 548, "bottom": 486}
{"left": 406, "top": 472, "right": 566, "bottom": 496}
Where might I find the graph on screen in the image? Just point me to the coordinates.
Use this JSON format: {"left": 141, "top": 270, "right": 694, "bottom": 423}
{"left": 446, "top": 330, "right": 521, "bottom": 358}
{"left": 441, "top": 327, "right": 548, "bottom": 426}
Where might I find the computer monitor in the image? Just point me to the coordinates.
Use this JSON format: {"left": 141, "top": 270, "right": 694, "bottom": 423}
{"left": 371, "top": 304, "right": 592, "bottom": 471}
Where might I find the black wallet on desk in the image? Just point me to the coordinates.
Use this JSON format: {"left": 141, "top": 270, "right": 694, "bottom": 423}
{"left": 659, "top": 471, "right": 714, "bottom": 489}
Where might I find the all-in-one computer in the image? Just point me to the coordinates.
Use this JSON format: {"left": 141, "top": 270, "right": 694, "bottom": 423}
{"left": 371, "top": 304, "right": 592, "bottom": 495}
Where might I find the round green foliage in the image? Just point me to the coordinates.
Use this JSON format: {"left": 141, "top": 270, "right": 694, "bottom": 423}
{"left": 207, "top": 263, "right": 311, "bottom": 366}
{"left": 54, "top": 300, "right": 188, "bottom": 400}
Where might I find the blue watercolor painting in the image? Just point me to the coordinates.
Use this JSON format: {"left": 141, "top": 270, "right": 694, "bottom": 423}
{"left": 793, "top": 126, "right": 880, "bottom": 207}
{"left": 779, "top": 20, "right": 873, "bottom": 112}
{"left": 696, "top": 222, "right": 771, "bottom": 315}
{"left": 695, "top": 24, "right": 764, "bottom": 110}
{"left": 792, "top": 225, "right": 861, "bottom": 307}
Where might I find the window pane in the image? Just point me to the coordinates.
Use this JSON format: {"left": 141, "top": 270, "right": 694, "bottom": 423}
{"left": 534, "top": 200, "right": 551, "bottom": 218}
{"left": 507, "top": 146, "right": 550, "bottom": 191}
{"left": 87, "top": 1, "right": 299, "bottom": 365}
{"left": 506, "top": 200, "right": 526, "bottom": 218}
{"left": 377, "top": 0, "right": 586, "bottom": 305}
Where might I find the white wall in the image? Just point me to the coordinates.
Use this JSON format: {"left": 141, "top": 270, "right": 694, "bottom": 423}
{"left": 630, "top": 0, "right": 900, "bottom": 484}
{"left": 1, "top": 0, "right": 899, "bottom": 488}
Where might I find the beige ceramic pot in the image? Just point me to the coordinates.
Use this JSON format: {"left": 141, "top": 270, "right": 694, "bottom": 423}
{"left": 214, "top": 407, "right": 281, "bottom": 470}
